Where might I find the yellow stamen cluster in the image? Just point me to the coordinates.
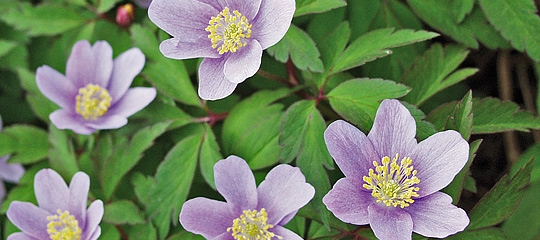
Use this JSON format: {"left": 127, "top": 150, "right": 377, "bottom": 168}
{"left": 46, "top": 210, "right": 82, "bottom": 240}
{"left": 75, "top": 83, "right": 112, "bottom": 120}
{"left": 363, "top": 154, "right": 420, "bottom": 208}
{"left": 205, "top": 7, "right": 252, "bottom": 54}
{"left": 227, "top": 208, "right": 282, "bottom": 240}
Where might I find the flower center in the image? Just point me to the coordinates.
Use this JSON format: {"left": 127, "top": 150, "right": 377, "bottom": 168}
{"left": 363, "top": 154, "right": 420, "bottom": 208}
{"left": 205, "top": 7, "right": 252, "bottom": 54}
{"left": 75, "top": 83, "right": 112, "bottom": 120}
{"left": 46, "top": 210, "right": 82, "bottom": 240}
{"left": 227, "top": 208, "right": 282, "bottom": 240}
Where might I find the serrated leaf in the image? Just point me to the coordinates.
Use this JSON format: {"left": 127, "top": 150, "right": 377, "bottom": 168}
{"left": 472, "top": 98, "right": 540, "bottom": 133}
{"left": 428, "top": 91, "right": 474, "bottom": 140}
{"left": 266, "top": 25, "right": 324, "bottom": 72}
{"left": 47, "top": 125, "right": 80, "bottom": 179}
{"left": 449, "top": 0, "right": 474, "bottom": 23}
{"left": 0, "top": 125, "right": 48, "bottom": 164}
{"left": 294, "top": 0, "right": 347, "bottom": 17}
{"left": 468, "top": 159, "right": 533, "bottom": 230}
{"left": 401, "top": 44, "right": 477, "bottom": 106}
{"left": 0, "top": 3, "right": 91, "bottom": 36}
{"left": 103, "top": 200, "right": 145, "bottom": 225}
{"left": 331, "top": 28, "right": 438, "bottom": 73}
{"left": 443, "top": 139, "right": 481, "bottom": 204}
{"left": 199, "top": 124, "right": 222, "bottom": 189}
{"left": 132, "top": 172, "right": 154, "bottom": 206}
{"left": 326, "top": 78, "right": 410, "bottom": 130}
{"left": 446, "top": 228, "right": 506, "bottom": 240}
{"left": 101, "top": 122, "right": 171, "bottom": 200}
{"left": 479, "top": 0, "right": 540, "bottom": 61}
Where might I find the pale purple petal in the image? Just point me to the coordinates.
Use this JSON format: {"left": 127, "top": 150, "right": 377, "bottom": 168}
{"left": 324, "top": 120, "right": 379, "bottom": 185}
{"left": 223, "top": 40, "right": 262, "bottom": 83}
{"left": 0, "top": 156, "right": 24, "bottom": 183}
{"left": 251, "top": 0, "right": 295, "bottom": 49}
{"left": 49, "top": 110, "right": 95, "bottom": 135}
{"left": 323, "top": 178, "right": 372, "bottom": 225}
{"left": 7, "top": 201, "right": 51, "bottom": 239}
{"left": 148, "top": 0, "right": 218, "bottom": 38}
{"left": 36, "top": 65, "right": 77, "bottom": 110}
{"left": 368, "top": 204, "right": 413, "bottom": 240}
{"left": 7, "top": 232, "right": 38, "bottom": 240}
{"left": 34, "top": 169, "right": 69, "bottom": 214}
{"left": 198, "top": 58, "right": 238, "bottom": 100}
{"left": 406, "top": 192, "right": 469, "bottom": 238}
{"left": 367, "top": 99, "right": 417, "bottom": 159}
{"left": 134, "top": 0, "right": 151, "bottom": 8}
{"left": 84, "top": 115, "right": 128, "bottom": 130}
{"left": 214, "top": 156, "right": 257, "bottom": 215}
{"left": 257, "top": 164, "right": 314, "bottom": 225}
{"left": 412, "top": 130, "right": 469, "bottom": 197}
{"left": 209, "top": 232, "right": 233, "bottom": 240}
{"left": 271, "top": 225, "right": 303, "bottom": 240}
{"left": 180, "top": 197, "right": 234, "bottom": 238}
{"left": 68, "top": 172, "right": 90, "bottom": 229}
{"left": 81, "top": 200, "right": 103, "bottom": 240}
{"left": 224, "top": 0, "right": 261, "bottom": 20}
{"left": 159, "top": 38, "right": 221, "bottom": 60}
{"left": 108, "top": 87, "right": 157, "bottom": 118}
{"left": 66, "top": 40, "right": 113, "bottom": 88}
{"left": 108, "top": 48, "right": 145, "bottom": 102}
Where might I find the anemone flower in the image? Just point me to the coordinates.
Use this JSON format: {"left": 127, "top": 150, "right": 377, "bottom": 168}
{"left": 148, "top": 0, "right": 295, "bottom": 100}
{"left": 0, "top": 116, "right": 24, "bottom": 204}
{"left": 7, "top": 169, "right": 103, "bottom": 240}
{"left": 323, "top": 99, "right": 470, "bottom": 240}
{"left": 180, "top": 155, "right": 315, "bottom": 239}
{"left": 36, "top": 40, "right": 156, "bottom": 135}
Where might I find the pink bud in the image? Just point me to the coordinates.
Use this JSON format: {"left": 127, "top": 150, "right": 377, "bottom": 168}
{"left": 116, "top": 3, "right": 135, "bottom": 28}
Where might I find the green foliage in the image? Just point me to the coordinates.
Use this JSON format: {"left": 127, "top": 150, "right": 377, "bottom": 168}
{"left": 443, "top": 139, "right": 481, "bottom": 204}
{"left": 103, "top": 200, "right": 146, "bottom": 225}
{"left": 0, "top": 40, "right": 17, "bottom": 58}
{"left": 0, "top": 124, "right": 48, "bottom": 164}
{"left": 295, "top": 0, "right": 347, "bottom": 17}
{"left": 472, "top": 98, "right": 540, "bottom": 133}
{"left": 447, "top": 228, "right": 506, "bottom": 240}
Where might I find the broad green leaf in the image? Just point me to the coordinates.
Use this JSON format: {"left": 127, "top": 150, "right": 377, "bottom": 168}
{"left": 101, "top": 122, "right": 171, "bottom": 199}
{"left": 97, "top": 0, "right": 122, "bottom": 13}
{"left": 443, "top": 139, "right": 481, "bottom": 204}
{"left": 199, "top": 124, "right": 222, "bottom": 189}
{"left": 126, "top": 222, "right": 158, "bottom": 240}
{"left": 47, "top": 125, "right": 80, "bottom": 179}
{"left": 401, "top": 44, "right": 477, "bottom": 106}
{"left": 429, "top": 91, "right": 474, "bottom": 140}
{"left": 294, "top": 0, "right": 347, "bottom": 17}
{"left": 103, "top": 200, "right": 145, "bottom": 225}
{"left": 132, "top": 172, "right": 154, "bottom": 206}
{"left": 479, "top": 0, "right": 540, "bottom": 61}
{"left": 147, "top": 133, "right": 201, "bottom": 239}
{"left": 0, "top": 3, "right": 91, "bottom": 36}
{"left": 131, "top": 25, "right": 200, "bottom": 106}
{"left": 15, "top": 67, "right": 58, "bottom": 122}
{"left": 446, "top": 228, "right": 506, "bottom": 240}
{"left": 472, "top": 98, "right": 540, "bottom": 133}
{"left": 167, "top": 231, "right": 205, "bottom": 240}
{"left": 267, "top": 25, "right": 324, "bottom": 73}
{"left": 468, "top": 159, "right": 533, "bottom": 230}
{"left": 331, "top": 28, "right": 438, "bottom": 74}
{"left": 326, "top": 78, "right": 410, "bottom": 130}
{"left": 0, "top": 125, "right": 48, "bottom": 164}
{"left": 0, "top": 40, "right": 16, "bottom": 58}
{"left": 449, "top": 0, "right": 475, "bottom": 23}
{"left": 460, "top": 7, "right": 512, "bottom": 50}
{"left": 133, "top": 99, "right": 193, "bottom": 130}
{"left": 222, "top": 88, "right": 291, "bottom": 169}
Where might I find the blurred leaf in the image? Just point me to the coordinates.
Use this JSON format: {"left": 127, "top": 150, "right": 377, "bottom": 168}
{"left": 267, "top": 25, "right": 324, "bottom": 73}
{"left": 443, "top": 139, "right": 481, "bottom": 204}
{"left": 132, "top": 172, "right": 155, "bottom": 206}
{"left": 0, "top": 3, "right": 92, "bottom": 36}
{"left": 326, "top": 78, "right": 410, "bottom": 130}
{"left": 131, "top": 25, "right": 200, "bottom": 106}
{"left": 147, "top": 132, "right": 201, "bottom": 239}
{"left": 446, "top": 228, "right": 506, "bottom": 240}
{"left": 472, "top": 98, "right": 540, "bottom": 133}
{"left": 103, "top": 200, "right": 145, "bottom": 225}
{"left": 100, "top": 223, "right": 121, "bottom": 240}
{"left": 126, "top": 222, "right": 158, "bottom": 240}
{"left": 468, "top": 159, "right": 533, "bottom": 230}
{"left": 97, "top": 0, "right": 122, "bottom": 13}
{"left": 167, "top": 231, "right": 205, "bottom": 240}
{"left": 0, "top": 40, "right": 16, "bottom": 58}
{"left": 199, "top": 124, "right": 222, "bottom": 189}
{"left": 331, "top": 28, "right": 438, "bottom": 73}
{"left": 101, "top": 121, "right": 171, "bottom": 200}
{"left": 47, "top": 125, "right": 80, "bottom": 179}
{"left": 133, "top": 99, "right": 193, "bottom": 129}
{"left": 0, "top": 125, "right": 48, "bottom": 164}
{"left": 15, "top": 67, "right": 58, "bottom": 122}
{"left": 295, "top": 0, "right": 346, "bottom": 17}
{"left": 449, "top": 0, "right": 474, "bottom": 23}
{"left": 479, "top": 0, "right": 540, "bottom": 61}
{"left": 401, "top": 44, "right": 477, "bottom": 106}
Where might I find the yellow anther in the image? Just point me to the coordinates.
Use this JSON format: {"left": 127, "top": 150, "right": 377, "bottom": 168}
{"left": 46, "top": 209, "right": 82, "bottom": 240}
{"left": 363, "top": 154, "right": 420, "bottom": 208}
{"left": 75, "top": 83, "right": 112, "bottom": 120}
{"left": 227, "top": 208, "right": 282, "bottom": 240}
{"left": 205, "top": 7, "right": 252, "bottom": 54}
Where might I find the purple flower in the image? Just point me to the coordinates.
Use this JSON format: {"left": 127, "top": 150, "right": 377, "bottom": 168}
{"left": 36, "top": 40, "right": 157, "bottom": 135}
{"left": 180, "top": 155, "right": 315, "bottom": 239}
{"left": 148, "top": 0, "right": 295, "bottom": 100}
{"left": 322, "top": 99, "right": 470, "bottom": 240}
{"left": 0, "top": 116, "right": 25, "bottom": 204}
{"left": 6, "top": 169, "right": 103, "bottom": 240}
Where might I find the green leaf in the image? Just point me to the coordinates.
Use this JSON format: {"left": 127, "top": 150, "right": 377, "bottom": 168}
{"left": 101, "top": 122, "right": 171, "bottom": 200}
{"left": 449, "top": 0, "right": 475, "bottom": 23}
{"left": 468, "top": 159, "right": 533, "bottom": 230}
{"left": 460, "top": 7, "right": 512, "bottom": 50}
{"left": 47, "top": 125, "right": 80, "bottom": 179}
{"left": 401, "top": 44, "right": 477, "bottom": 106}
{"left": 331, "top": 28, "right": 438, "bottom": 73}
{"left": 147, "top": 133, "right": 201, "bottom": 239}
{"left": 0, "top": 40, "right": 16, "bottom": 58}
{"left": 280, "top": 100, "right": 334, "bottom": 227}
{"left": 131, "top": 25, "right": 200, "bottom": 107}
{"left": 446, "top": 228, "right": 506, "bottom": 240}
{"left": 0, "top": 125, "right": 48, "bottom": 164}
{"left": 97, "top": 0, "right": 122, "bottom": 13}
{"left": 126, "top": 222, "right": 158, "bottom": 240}
{"left": 428, "top": 91, "right": 474, "bottom": 140}
{"left": 132, "top": 172, "right": 154, "bottom": 206}
{"left": 326, "top": 78, "right": 410, "bottom": 130}
{"left": 133, "top": 99, "right": 194, "bottom": 130}
{"left": 443, "top": 139, "right": 482, "bottom": 204}
{"left": 103, "top": 200, "right": 145, "bottom": 225}
{"left": 266, "top": 25, "right": 324, "bottom": 73}
{"left": 199, "top": 124, "right": 222, "bottom": 189}
{"left": 472, "top": 98, "right": 540, "bottom": 133}
{"left": 0, "top": 3, "right": 91, "bottom": 36}
{"left": 167, "top": 231, "right": 206, "bottom": 240}
{"left": 479, "top": 0, "right": 540, "bottom": 61}
{"left": 294, "top": 0, "right": 347, "bottom": 17}
{"left": 15, "top": 67, "right": 58, "bottom": 122}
